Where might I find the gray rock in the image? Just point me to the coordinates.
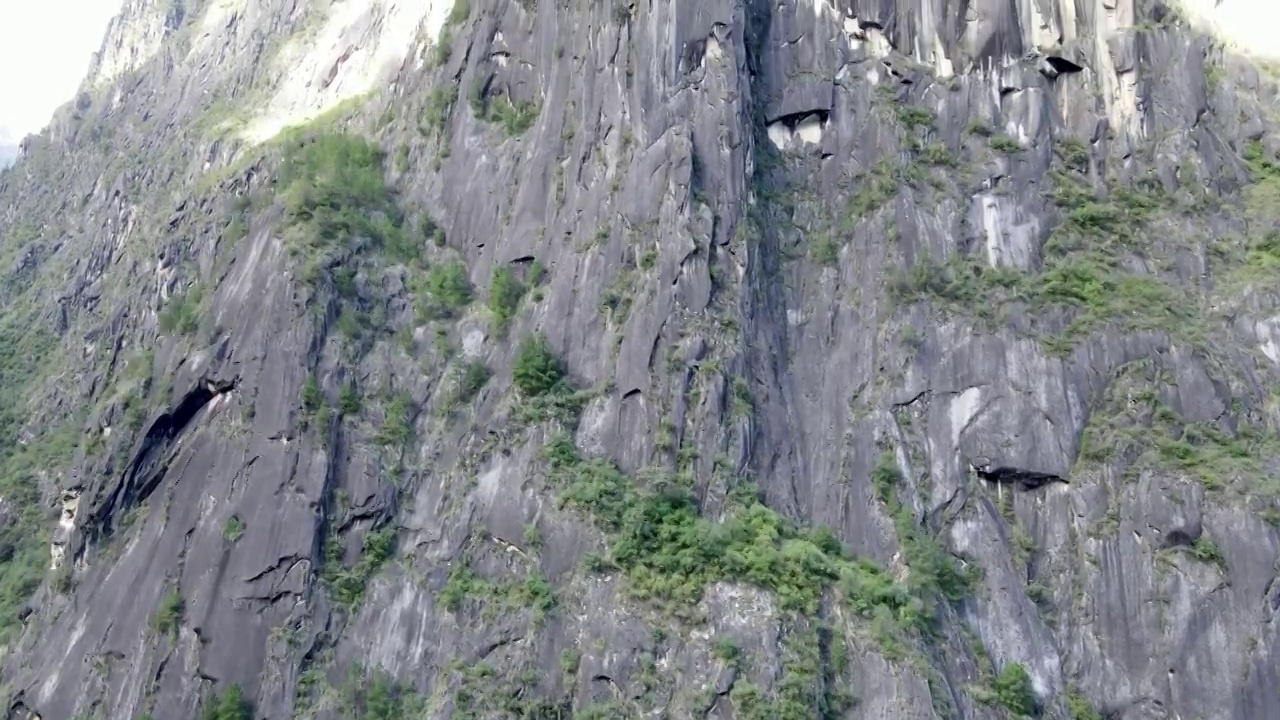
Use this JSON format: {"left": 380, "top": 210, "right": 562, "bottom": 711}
{"left": 1, "top": 0, "right": 1280, "bottom": 719}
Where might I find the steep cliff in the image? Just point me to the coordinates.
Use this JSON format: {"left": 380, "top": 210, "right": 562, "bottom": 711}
{"left": 2, "top": 0, "right": 1280, "bottom": 718}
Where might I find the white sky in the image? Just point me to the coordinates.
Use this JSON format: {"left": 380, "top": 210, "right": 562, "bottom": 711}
{"left": 0, "top": 0, "right": 125, "bottom": 138}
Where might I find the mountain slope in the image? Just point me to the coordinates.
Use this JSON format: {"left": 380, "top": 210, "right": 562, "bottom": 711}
{"left": 1, "top": 0, "right": 1279, "bottom": 719}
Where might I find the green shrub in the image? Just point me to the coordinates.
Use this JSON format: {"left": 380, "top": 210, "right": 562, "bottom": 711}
{"left": 484, "top": 96, "right": 541, "bottom": 137}
{"left": 487, "top": 267, "right": 526, "bottom": 332}
{"left": 992, "top": 663, "right": 1037, "bottom": 716}
{"left": 278, "top": 131, "right": 410, "bottom": 271}
{"left": 452, "top": 360, "right": 491, "bottom": 405}
{"left": 544, "top": 436, "right": 926, "bottom": 629}
{"left": 338, "top": 665, "right": 424, "bottom": 720}
{"left": 439, "top": 564, "right": 556, "bottom": 619}
{"left": 122, "top": 390, "right": 148, "bottom": 431}
{"left": 886, "top": 152, "right": 1192, "bottom": 354}
{"left": 159, "top": 285, "right": 203, "bottom": 335}
{"left": 422, "top": 86, "right": 458, "bottom": 135}
{"left": 921, "top": 143, "right": 957, "bottom": 166}
{"left": 447, "top": 0, "right": 470, "bottom": 24}
{"left": 512, "top": 335, "right": 566, "bottom": 397}
{"left": 202, "top": 684, "right": 253, "bottom": 720}
{"left": 301, "top": 375, "right": 322, "bottom": 414}
{"left": 1055, "top": 137, "right": 1090, "bottom": 172}
{"left": 729, "top": 682, "right": 770, "bottom": 720}
{"left": 845, "top": 159, "right": 908, "bottom": 220}
{"left": 0, "top": 322, "right": 71, "bottom": 638}
{"left": 376, "top": 392, "right": 415, "bottom": 448}
{"left": 1067, "top": 689, "right": 1103, "bottom": 720}
{"left": 223, "top": 516, "right": 244, "bottom": 543}
{"left": 1078, "top": 365, "right": 1280, "bottom": 495}
{"left": 417, "top": 260, "right": 473, "bottom": 318}
{"left": 338, "top": 383, "right": 361, "bottom": 416}
{"left": 332, "top": 267, "right": 357, "bottom": 298}
{"left": 600, "top": 271, "right": 635, "bottom": 321}
{"left": 154, "top": 587, "right": 184, "bottom": 637}
{"left": 895, "top": 105, "right": 934, "bottom": 130}
{"left": 872, "top": 453, "right": 974, "bottom": 604}
{"left": 1189, "top": 536, "right": 1225, "bottom": 566}
{"left": 712, "top": 638, "right": 741, "bottom": 664}
{"left": 560, "top": 649, "right": 580, "bottom": 676}
{"left": 810, "top": 232, "right": 840, "bottom": 265}
{"left": 965, "top": 120, "right": 993, "bottom": 136}
{"left": 324, "top": 524, "right": 398, "bottom": 610}
{"left": 990, "top": 135, "right": 1023, "bottom": 154}
{"left": 336, "top": 309, "right": 362, "bottom": 340}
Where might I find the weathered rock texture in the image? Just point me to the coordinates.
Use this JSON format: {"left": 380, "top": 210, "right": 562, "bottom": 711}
{"left": 1, "top": 0, "right": 1280, "bottom": 719}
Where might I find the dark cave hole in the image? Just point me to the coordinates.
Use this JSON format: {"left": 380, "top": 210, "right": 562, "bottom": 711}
{"left": 1045, "top": 56, "right": 1084, "bottom": 74}
{"left": 92, "top": 378, "right": 237, "bottom": 540}
{"left": 974, "top": 465, "right": 1068, "bottom": 491}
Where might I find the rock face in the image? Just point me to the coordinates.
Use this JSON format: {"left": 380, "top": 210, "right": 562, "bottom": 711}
{"left": 2, "top": 0, "right": 1280, "bottom": 718}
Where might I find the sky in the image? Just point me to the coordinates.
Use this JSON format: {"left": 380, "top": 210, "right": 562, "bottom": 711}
{"left": 0, "top": 0, "right": 125, "bottom": 139}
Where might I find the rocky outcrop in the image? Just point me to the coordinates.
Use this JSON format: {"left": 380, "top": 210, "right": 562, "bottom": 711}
{"left": 1, "top": 0, "right": 1280, "bottom": 719}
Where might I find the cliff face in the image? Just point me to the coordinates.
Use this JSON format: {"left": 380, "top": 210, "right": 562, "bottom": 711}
{"left": 2, "top": 0, "right": 1280, "bottom": 719}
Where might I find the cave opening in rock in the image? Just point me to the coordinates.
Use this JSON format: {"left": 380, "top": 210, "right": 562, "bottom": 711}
{"left": 93, "top": 378, "right": 238, "bottom": 540}
{"left": 973, "top": 463, "right": 1068, "bottom": 491}
{"left": 1043, "top": 55, "right": 1085, "bottom": 76}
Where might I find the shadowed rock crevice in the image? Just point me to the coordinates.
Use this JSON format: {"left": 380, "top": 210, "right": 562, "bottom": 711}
{"left": 1042, "top": 55, "right": 1085, "bottom": 76}
{"left": 90, "top": 376, "right": 238, "bottom": 541}
{"left": 972, "top": 463, "right": 1068, "bottom": 491}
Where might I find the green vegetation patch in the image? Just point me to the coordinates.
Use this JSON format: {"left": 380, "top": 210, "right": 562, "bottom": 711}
{"left": 469, "top": 77, "right": 540, "bottom": 137}
{"left": 729, "top": 624, "right": 853, "bottom": 720}
{"left": 375, "top": 392, "right": 416, "bottom": 449}
{"left": 1077, "top": 360, "right": 1280, "bottom": 502}
{"left": 421, "top": 85, "right": 459, "bottom": 135}
{"left": 414, "top": 259, "right": 472, "bottom": 319}
{"left": 334, "top": 664, "right": 425, "bottom": 720}
{"left": 987, "top": 663, "right": 1037, "bottom": 717}
{"left": 222, "top": 516, "right": 245, "bottom": 543}
{"left": 487, "top": 266, "right": 526, "bottom": 333}
{"left": 543, "top": 436, "right": 940, "bottom": 636}
{"left": 432, "top": 0, "right": 471, "bottom": 66}
{"left": 202, "top": 684, "right": 253, "bottom": 720}
{"left": 872, "top": 453, "right": 975, "bottom": 611}
{"left": 890, "top": 152, "right": 1198, "bottom": 354}
{"left": 0, "top": 319, "right": 74, "bottom": 636}
{"left": 512, "top": 334, "right": 567, "bottom": 397}
{"left": 509, "top": 334, "right": 589, "bottom": 425}
{"left": 1211, "top": 140, "right": 1280, "bottom": 292}
{"left": 540, "top": 436, "right": 943, "bottom": 714}
{"left": 449, "top": 658, "right": 574, "bottom": 719}
{"left": 844, "top": 159, "right": 927, "bottom": 222}
{"left": 443, "top": 360, "right": 491, "bottom": 410}
{"left": 439, "top": 563, "right": 557, "bottom": 620}
{"left": 277, "top": 131, "right": 420, "bottom": 281}
{"left": 158, "top": 284, "right": 204, "bottom": 336}
{"left": 323, "top": 524, "right": 397, "bottom": 610}
{"left": 153, "top": 586, "right": 184, "bottom": 637}
{"left": 1067, "top": 689, "right": 1104, "bottom": 720}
